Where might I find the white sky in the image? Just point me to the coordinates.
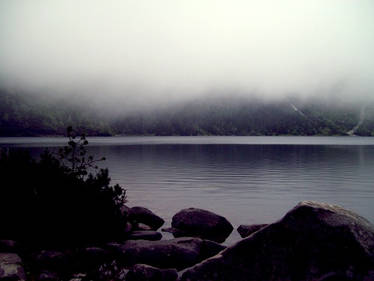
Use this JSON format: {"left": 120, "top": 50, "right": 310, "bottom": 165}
{"left": 0, "top": 0, "right": 373, "bottom": 104}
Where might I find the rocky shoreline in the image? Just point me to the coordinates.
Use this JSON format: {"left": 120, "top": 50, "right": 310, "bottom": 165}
{"left": 1, "top": 201, "right": 374, "bottom": 281}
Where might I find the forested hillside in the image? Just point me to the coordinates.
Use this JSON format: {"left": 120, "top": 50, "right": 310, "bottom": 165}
{"left": 1, "top": 89, "right": 373, "bottom": 136}
{"left": 0, "top": 89, "right": 113, "bottom": 136}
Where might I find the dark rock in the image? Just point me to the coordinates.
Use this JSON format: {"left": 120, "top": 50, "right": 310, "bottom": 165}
{"left": 315, "top": 272, "right": 351, "bottom": 281}
{"left": 134, "top": 223, "right": 153, "bottom": 231}
{"left": 162, "top": 227, "right": 185, "bottom": 238}
{"left": 363, "top": 270, "right": 374, "bottom": 281}
{"left": 75, "top": 247, "right": 109, "bottom": 270}
{"left": 201, "top": 239, "right": 226, "bottom": 259}
{"left": 69, "top": 273, "right": 87, "bottom": 281}
{"left": 33, "top": 250, "right": 67, "bottom": 272}
{"left": 105, "top": 242, "right": 123, "bottom": 260}
{"left": 117, "top": 269, "right": 129, "bottom": 281}
{"left": 36, "top": 271, "right": 59, "bottom": 281}
{"left": 120, "top": 206, "right": 133, "bottom": 235}
{"left": 170, "top": 208, "right": 233, "bottom": 243}
{"left": 237, "top": 224, "right": 267, "bottom": 238}
{"left": 123, "top": 222, "right": 133, "bottom": 234}
{"left": 162, "top": 227, "right": 177, "bottom": 234}
{"left": 125, "top": 264, "right": 178, "bottom": 281}
{"left": 108, "top": 237, "right": 225, "bottom": 270}
{"left": 0, "top": 253, "right": 26, "bottom": 281}
{"left": 120, "top": 205, "right": 131, "bottom": 218}
{"left": 0, "top": 240, "right": 17, "bottom": 252}
{"left": 128, "top": 231, "right": 162, "bottom": 241}
{"left": 181, "top": 201, "right": 374, "bottom": 281}
{"left": 128, "top": 206, "right": 165, "bottom": 230}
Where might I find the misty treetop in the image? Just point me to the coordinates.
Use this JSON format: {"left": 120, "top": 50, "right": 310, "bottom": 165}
{"left": 1, "top": 89, "right": 374, "bottom": 137}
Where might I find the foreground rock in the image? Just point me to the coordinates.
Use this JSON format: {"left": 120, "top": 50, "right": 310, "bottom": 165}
{"left": 125, "top": 264, "right": 178, "bottom": 281}
{"left": 237, "top": 224, "right": 267, "bottom": 238}
{"left": 107, "top": 237, "right": 225, "bottom": 270}
{"left": 181, "top": 201, "right": 374, "bottom": 281}
{"left": 128, "top": 206, "right": 165, "bottom": 230}
{"left": 32, "top": 250, "right": 68, "bottom": 272}
{"left": 0, "top": 253, "right": 26, "bottom": 281}
{"left": 36, "top": 271, "right": 59, "bottom": 281}
{"left": 75, "top": 247, "right": 110, "bottom": 271}
{"left": 167, "top": 208, "right": 233, "bottom": 243}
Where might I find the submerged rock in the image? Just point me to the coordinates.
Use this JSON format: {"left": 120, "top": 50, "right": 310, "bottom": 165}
{"left": 181, "top": 201, "right": 374, "bottom": 281}
{"left": 107, "top": 237, "right": 225, "bottom": 270}
{"left": 125, "top": 264, "right": 178, "bottom": 281}
{"left": 169, "top": 208, "right": 233, "bottom": 243}
{"left": 0, "top": 253, "right": 26, "bottom": 281}
{"left": 237, "top": 224, "right": 267, "bottom": 238}
{"left": 128, "top": 206, "right": 165, "bottom": 230}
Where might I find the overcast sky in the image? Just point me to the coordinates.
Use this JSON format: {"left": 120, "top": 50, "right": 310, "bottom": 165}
{"left": 0, "top": 0, "right": 373, "bottom": 104}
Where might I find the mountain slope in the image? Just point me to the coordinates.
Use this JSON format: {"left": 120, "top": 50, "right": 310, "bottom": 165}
{"left": 1, "top": 89, "right": 373, "bottom": 136}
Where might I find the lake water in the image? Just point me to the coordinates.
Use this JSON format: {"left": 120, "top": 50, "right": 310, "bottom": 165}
{"left": 1, "top": 136, "right": 374, "bottom": 244}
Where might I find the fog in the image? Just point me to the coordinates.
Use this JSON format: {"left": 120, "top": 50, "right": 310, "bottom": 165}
{"left": 0, "top": 0, "right": 373, "bottom": 108}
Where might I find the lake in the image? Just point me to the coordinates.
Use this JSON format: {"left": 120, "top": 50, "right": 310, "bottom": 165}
{"left": 1, "top": 136, "right": 374, "bottom": 244}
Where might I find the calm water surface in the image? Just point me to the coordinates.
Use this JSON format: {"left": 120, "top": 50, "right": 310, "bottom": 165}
{"left": 2, "top": 136, "right": 374, "bottom": 243}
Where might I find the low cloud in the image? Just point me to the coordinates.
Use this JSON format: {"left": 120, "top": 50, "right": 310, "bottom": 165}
{"left": 0, "top": 0, "right": 373, "bottom": 108}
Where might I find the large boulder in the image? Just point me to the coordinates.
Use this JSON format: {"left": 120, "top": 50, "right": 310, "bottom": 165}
{"left": 107, "top": 237, "right": 225, "bottom": 270}
{"left": 237, "top": 224, "right": 267, "bottom": 238}
{"left": 181, "top": 201, "right": 374, "bottom": 281}
{"left": 168, "top": 208, "right": 233, "bottom": 243}
{"left": 128, "top": 207, "right": 165, "bottom": 230}
{"left": 125, "top": 264, "right": 178, "bottom": 281}
{"left": 0, "top": 253, "right": 26, "bottom": 281}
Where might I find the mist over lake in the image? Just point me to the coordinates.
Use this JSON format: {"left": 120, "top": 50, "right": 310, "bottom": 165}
{"left": 3, "top": 136, "right": 374, "bottom": 243}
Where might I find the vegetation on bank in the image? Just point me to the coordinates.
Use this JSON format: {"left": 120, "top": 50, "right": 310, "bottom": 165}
{"left": 0, "top": 127, "right": 127, "bottom": 248}
{"left": 1, "top": 88, "right": 374, "bottom": 136}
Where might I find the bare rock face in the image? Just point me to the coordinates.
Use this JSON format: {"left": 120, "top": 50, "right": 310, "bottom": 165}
{"left": 0, "top": 253, "right": 26, "bottom": 281}
{"left": 237, "top": 224, "right": 267, "bottom": 238}
{"left": 107, "top": 237, "right": 225, "bottom": 270}
{"left": 128, "top": 207, "right": 165, "bottom": 230}
{"left": 169, "top": 208, "right": 234, "bottom": 243}
{"left": 180, "top": 201, "right": 374, "bottom": 281}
